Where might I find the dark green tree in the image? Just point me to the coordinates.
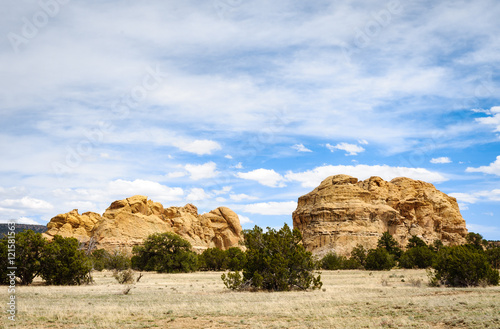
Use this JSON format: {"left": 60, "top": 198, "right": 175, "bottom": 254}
{"left": 106, "top": 249, "right": 131, "bottom": 270}
{"left": 200, "top": 247, "right": 227, "bottom": 271}
{"left": 222, "top": 224, "right": 322, "bottom": 291}
{"left": 364, "top": 248, "right": 396, "bottom": 271}
{"left": 226, "top": 247, "right": 246, "bottom": 271}
{"left": 430, "top": 246, "right": 499, "bottom": 287}
{"left": 406, "top": 235, "right": 427, "bottom": 249}
{"left": 430, "top": 239, "right": 444, "bottom": 252}
{"left": 40, "top": 235, "right": 93, "bottom": 285}
{"left": 486, "top": 246, "right": 500, "bottom": 269}
{"left": 90, "top": 249, "right": 111, "bottom": 271}
{"left": 131, "top": 232, "right": 198, "bottom": 273}
{"left": 466, "top": 232, "right": 487, "bottom": 251}
{"left": 351, "top": 244, "right": 368, "bottom": 268}
{"left": 321, "top": 252, "right": 345, "bottom": 270}
{"left": 15, "top": 230, "right": 47, "bottom": 285}
{"left": 399, "top": 246, "right": 435, "bottom": 269}
{"left": 0, "top": 236, "right": 12, "bottom": 285}
{"left": 377, "top": 232, "right": 402, "bottom": 260}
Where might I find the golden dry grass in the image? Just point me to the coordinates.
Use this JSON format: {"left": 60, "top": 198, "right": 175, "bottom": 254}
{"left": 1, "top": 269, "right": 499, "bottom": 328}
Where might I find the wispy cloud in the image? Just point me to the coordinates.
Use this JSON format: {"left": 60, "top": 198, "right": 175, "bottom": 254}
{"left": 292, "top": 144, "right": 312, "bottom": 152}
{"left": 286, "top": 164, "right": 447, "bottom": 188}
{"left": 241, "top": 201, "right": 297, "bottom": 216}
{"left": 326, "top": 143, "right": 365, "bottom": 156}
{"left": 466, "top": 156, "right": 500, "bottom": 176}
{"left": 236, "top": 169, "right": 287, "bottom": 188}
{"left": 185, "top": 162, "right": 219, "bottom": 180}
{"left": 430, "top": 157, "right": 452, "bottom": 164}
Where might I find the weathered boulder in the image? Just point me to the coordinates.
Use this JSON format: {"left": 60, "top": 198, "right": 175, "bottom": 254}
{"left": 45, "top": 210, "right": 101, "bottom": 242}
{"left": 44, "top": 195, "right": 243, "bottom": 252}
{"left": 293, "top": 175, "right": 468, "bottom": 257}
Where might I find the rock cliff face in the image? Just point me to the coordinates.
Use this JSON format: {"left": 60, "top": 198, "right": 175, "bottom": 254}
{"left": 293, "top": 175, "right": 468, "bottom": 257}
{"left": 44, "top": 195, "right": 243, "bottom": 252}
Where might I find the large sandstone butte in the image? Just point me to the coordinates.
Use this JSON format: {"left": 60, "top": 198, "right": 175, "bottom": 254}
{"left": 44, "top": 195, "right": 243, "bottom": 252}
{"left": 293, "top": 175, "right": 468, "bottom": 257}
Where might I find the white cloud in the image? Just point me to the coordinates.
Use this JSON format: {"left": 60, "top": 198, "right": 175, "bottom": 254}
{"left": 326, "top": 143, "right": 365, "bottom": 156}
{"left": 236, "top": 169, "right": 286, "bottom": 187}
{"left": 185, "top": 162, "right": 219, "bottom": 180}
{"left": 0, "top": 217, "right": 41, "bottom": 225}
{"left": 285, "top": 164, "right": 447, "bottom": 188}
{"left": 449, "top": 193, "right": 479, "bottom": 204}
{"left": 186, "top": 188, "right": 211, "bottom": 201}
{"left": 225, "top": 154, "right": 233, "bottom": 159}
{"left": 430, "top": 157, "right": 452, "bottom": 164}
{"left": 238, "top": 214, "right": 253, "bottom": 225}
{"left": 174, "top": 139, "right": 221, "bottom": 155}
{"left": 242, "top": 201, "right": 298, "bottom": 216}
{"left": 358, "top": 139, "right": 369, "bottom": 145}
{"left": 466, "top": 223, "right": 500, "bottom": 237}
{"left": 166, "top": 171, "right": 187, "bottom": 179}
{"left": 292, "top": 144, "right": 312, "bottom": 152}
{"left": 64, "top": 201, "right": 97, "bottom": 212}
{"left": 0, "top": 197, "right": 54, "bottom": 210}
{"left": 475, "top": 106, "right": 500, "bottom": 132}
{"left": 229, "top": 193, "right": 258, "bottom": 202}
{"left": 108, "top": 179, "right": 184, "bottom": 201}
{"left": 450, "top": 189, "right": 500, "bottom": 204}
{"left": 213, "top": 186, "right": 232, "bottom": 195}
{"left": 232, "top": 162, "right": 243, "bottom": 169}
{"left": 466, "top": 156, "right": 500, "bottom": 176}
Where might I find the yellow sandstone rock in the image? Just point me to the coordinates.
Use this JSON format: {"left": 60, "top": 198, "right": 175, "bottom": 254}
{"left": 293, "top": 175, "right": 468, "bottom": 257}
{"left": 44, "top": 195, "right": 243, "bottom": 252}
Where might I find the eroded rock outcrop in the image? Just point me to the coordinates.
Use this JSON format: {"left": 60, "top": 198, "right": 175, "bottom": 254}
{"left": 44, "top": 195, "right": 243, "bottom": 252}
{"left": 293, "top": 175, "right": 468, "bottom": 257}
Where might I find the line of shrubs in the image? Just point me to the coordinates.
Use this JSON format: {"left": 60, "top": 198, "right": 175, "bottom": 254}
{"left": 2, "top": 229, "right": 499, "bottom": 289}
{"left": 319, "top": 232, "right": 500, "bottom": 287}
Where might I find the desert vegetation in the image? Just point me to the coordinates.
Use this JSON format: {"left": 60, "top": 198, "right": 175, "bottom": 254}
{"left": 1, "top": 229, "right": 500, "bottom": 327}
{"left": 1, "top": 269, "right": 499, "bottom": 328}
{"left": 318, "top": 232, "right": 500, "bottom": 287}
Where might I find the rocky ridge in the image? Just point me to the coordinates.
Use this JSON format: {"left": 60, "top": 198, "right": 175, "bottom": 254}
{"left": 44, "top": 195, "right": 243, "bottom": 252}
{"left": 293, "top": 175, "right": 468, "bottom": 257}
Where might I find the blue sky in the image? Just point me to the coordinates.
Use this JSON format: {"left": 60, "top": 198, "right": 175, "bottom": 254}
{"left": 1, "top": 0, "right": 500, "bottom": 239}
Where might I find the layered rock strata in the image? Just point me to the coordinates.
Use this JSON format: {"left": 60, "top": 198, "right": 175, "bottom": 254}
{"left": 293, "top": 175, "right": 468, "bottom": 257}
{"left": 45, "top": 195, "right": 243, "bottom": 252}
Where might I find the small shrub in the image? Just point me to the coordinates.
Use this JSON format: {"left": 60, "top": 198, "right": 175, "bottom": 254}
{"left": 90, "top": 249, "right": 110, "bottom": 271}
{"left": 399, "top": 246, "right": 435, "bottom": 269}
{"left": 222, "top": 224, "right": 322, "bottom": 291}
{"left": 113, "top": 269, "right": 136, "bottom": 284}
{"left": 226, "top": 247, "right": 246, "bottom": 271}
{"left": 321, "top": 252, "right": 344, "bottom": 270}
{"left": 132, "top": 232, "right": 198, "bottom": 273}
{"left": 486, "top": 246, "right": 500, "bottom": 269}
{"left": 406, "top": 235, "right": 427, "bottom": 249}
{"left": 431, "top": 246, "right": 499, "bottom": 287}
{"left": 377, "top": 232, "right": 402, "bottom": 260}
{"left": 200, "top": 248, "right": 227, "bottom": 271}
{"left": 365, "top": 248, "right": 396, "bottom": 271}
{"left": 351, "top": 244, "right": 368, "bottom": 267}
{"left": 221, "top": 271, "right": 244, "bottom": 290}
{"left": 107, "top": 250, "right": 132, "bottom": 270}
{"left": 407, "top": 277, "right": 422, "bottom": 287}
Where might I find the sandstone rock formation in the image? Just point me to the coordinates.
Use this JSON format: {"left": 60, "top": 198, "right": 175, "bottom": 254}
{"left": 44, "top": 195, "right": 243, "bottom": 252}
{"left": 293, "top": 175, "right": 468, "bottom": 257}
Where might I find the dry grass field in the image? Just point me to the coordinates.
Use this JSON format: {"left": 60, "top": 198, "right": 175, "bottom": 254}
{"left": 1, "top": 269, "right": 499, "bottom": 329}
